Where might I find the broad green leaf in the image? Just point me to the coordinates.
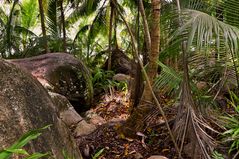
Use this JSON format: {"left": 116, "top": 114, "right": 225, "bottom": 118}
{"left": 23, "top": 152, "right": 49, "bottom": 159}
{"left": 0, "top": 125, "right": 51, "bottom": 159}
{"left": 3, "top": 148, "right": 29, "bottom": 156}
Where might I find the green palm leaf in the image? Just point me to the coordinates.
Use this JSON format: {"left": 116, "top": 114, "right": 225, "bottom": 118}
{"left": 154, "top": 61, "right": 182, "bottom": 95}
{"left": 66, "top": 0, "right": 101, "bottom": 27}
{"left": 47, "top": 0, "right": 58, "bottom": 37}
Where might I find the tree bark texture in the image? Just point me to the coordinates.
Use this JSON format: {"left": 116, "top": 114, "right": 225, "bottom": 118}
{"left": 141, "top": 0, "right": 161, "bottom": 103}
{"left": 120, "top": 0, "right": 161, "bottom": 137}
{"left": 38, "top": 0, "right": 49, "bottom": 53}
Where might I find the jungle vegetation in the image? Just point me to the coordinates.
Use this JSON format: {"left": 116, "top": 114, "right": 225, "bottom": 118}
{"left": 2, "top": 0, "right": 239, "bottom": 158}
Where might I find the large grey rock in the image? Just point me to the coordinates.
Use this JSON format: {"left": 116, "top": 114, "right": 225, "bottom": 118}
{"left": 49, "top": 92, "right": 84, "bottom": 126}
{"left": 8, "top": 53, "right": 93, "bottom": 105}
{"left": 104, "top": 48, "right": 136, "bottom": 75}
{"left": 113, "top": 73, "right": 132, "bottom": 82}
{"left": 88, "top": 114, "right": 106, "bottom": 126}
{"left": 74, "top": 121, "right": 97, "bottom": 137}
{"left": 49, "top": 92, "right": 97, "bottom": 137}
{"left": 0, "top": 60, "right": 82, "bottom": 159}
{"left": 85, "top": 110, "right": 106, "bottom": 126}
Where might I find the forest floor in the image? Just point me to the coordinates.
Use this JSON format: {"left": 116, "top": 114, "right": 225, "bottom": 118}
{"left": 76, "top": 91, "right": 188, "bottom": 159}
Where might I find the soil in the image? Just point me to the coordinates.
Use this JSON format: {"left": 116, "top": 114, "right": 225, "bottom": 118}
{"left": 76, "top": 91, "right": 188, "bottom": 159}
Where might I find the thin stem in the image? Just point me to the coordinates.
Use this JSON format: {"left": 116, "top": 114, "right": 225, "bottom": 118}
{"left": 6, "top": 0, "right": 19, "bottom": 56}
{"left": 113, "top": 1, "right": 181, "bottom": 157}
{"left": 108, "top": 2, "right": 114, "bottom": 70}
{"left": 232, "top": 150, "right": 239, "bottom": 159}
{"left": 38, "top": 0, "right": 49, "bottom": 53}
{"left": 139, "top": 0, "right": 151, "bottom": 53}
{"left": 60, "top": 0, "right": 67, "bottom": 52}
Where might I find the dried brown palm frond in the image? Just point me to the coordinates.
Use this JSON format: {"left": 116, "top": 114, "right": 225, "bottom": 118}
{"left": 174, "top": 80, "right": 217, "bottom": 159}
{"left": 172, "top": 0, "right": 239, "bottom": 157}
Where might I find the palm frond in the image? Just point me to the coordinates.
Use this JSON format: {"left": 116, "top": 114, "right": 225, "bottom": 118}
{"left": 66, "top": 0, "right": 102, "bottom": 27}
{"left": 14, "top": 25, "right": 38, "bottom": 37}
{"left": 86, "top": 5, "right": 108, "bottom": 58}
{"left": 223, "top": 0, "right": 239, "bottom": 28}
{"left": 154, "top": 61, "right": 182, "bottom": 95}
{"left": 73, "top": 24, "right": 90, "bottom": 45}
{"left": 174, "top": 9, "right": 239, "bottom": 55}
{"left": 47, "top": 0, "right": 58, "bottom": 37}
{"left": 0, "top": 7, "right": 8, "bottom": 25}
{"left": 19, "top": 0, "right": 38, "bottom": 29}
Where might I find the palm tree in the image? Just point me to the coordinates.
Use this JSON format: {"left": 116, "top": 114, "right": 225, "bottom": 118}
{"left": 119, "top": 0, "right": 162, "bottom": 135}
{"left": 141, "top": 0, "right": 161, "bottom": 102}
{"left": 113, "top": 0, "right": 239, "bottom": 157}
{"left": 0, "top": 0, "right": 36, "bottom": 57}
{"left": 152, "top": 0, "right": 239, "bottom": 157}
{"left": 113, "top": 1, "right": 182, "bottom": 156}
{"left": 38, "top": 0, "right": 48, "bottom": 53}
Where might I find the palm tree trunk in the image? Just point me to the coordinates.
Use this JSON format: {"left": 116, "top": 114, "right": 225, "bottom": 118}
{"left": 173, "top": 0, "right": 199, "bottom": 157}
{"left": 38, "top": 0, "right": 49, "bottom": 53}
{"left": 114, "top": 1, "right": 180, "bottom": 155}
{"left": 60, "top": 0, "right": 67, "bottom": 52}
{"left": 141, "top": 0, "right": 161, "bottom": 102}
{"left": 119, "top": 0, "right": 161, "bottom": 135}
{"left": 131, "top": 0, "right": 151, "bottom": 109}
{"left": 114, "top": 10, "right": 118, "bottom": 49}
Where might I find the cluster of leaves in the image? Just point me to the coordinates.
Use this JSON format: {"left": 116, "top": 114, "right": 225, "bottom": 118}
{"left": 0, "top": 124, "right": 105, "bottom": 159}
{"left": 212, "top": 151, "right": 224, "bottom": 159}
{"left": 0, "top": 125, "right": 51, "bottom": 159}
{"left": 222, "top": 91, "right": 239, "bottom": 154}
{"left": 151, "top": 0, "right": 239, "bottom": 158}
{"left": 92, "top": 68, "right": 127, "bottom": 92}
{"left": 3, "top": 0, "right": 239, "bottom": 157}
{"left": 0, "top": 0, "right": 136, "bottom": 60}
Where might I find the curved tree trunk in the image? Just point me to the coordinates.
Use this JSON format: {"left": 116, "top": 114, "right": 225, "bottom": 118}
{"left": 130, "top": 0, "right": 151, "bottom": 108}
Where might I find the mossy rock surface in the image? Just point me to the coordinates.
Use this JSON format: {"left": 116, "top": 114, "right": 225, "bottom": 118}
{"left": 8, "top": 53, "right": 93, "bottom": 107}
{"left": 0, "top": 59, "right": 82, "bottom": 159}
